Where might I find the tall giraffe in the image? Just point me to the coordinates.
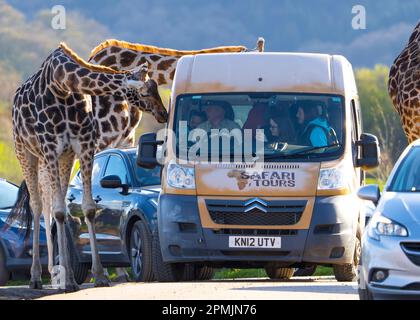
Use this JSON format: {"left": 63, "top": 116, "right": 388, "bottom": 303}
{"left": 9, "top": 43, "right": 158, "bottom": 291}
{"left": 87, "top": 39, "right": 258, "bottom": 148}
{"left": 388, "top": 21, "right": 420, "bottom": 143}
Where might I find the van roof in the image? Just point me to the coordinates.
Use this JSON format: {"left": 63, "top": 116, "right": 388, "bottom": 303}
{"left": 172, "top": 52, "right": 356, "bottom": 97}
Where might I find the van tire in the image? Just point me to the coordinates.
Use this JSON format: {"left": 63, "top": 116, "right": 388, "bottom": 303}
{"left": 0, "top": 246, "right": 10, "bottom": 286}
{"left": 129, "top": 220, "right": 154, "bottom": 282}
{"left": 152, "top": 232, "right": 185, "bottom": 282}
{"left": 196, "top": 266, "right": 215, "bottom": 281}
{"left": 333, "top": 233, "right": 361, "bottom": 282}
{"left": 53, "top": 228, "right": 89, "bottom": 285}
{"left": 265, "top": 267, "right": 294, "bottom": 280}
{"left": 182, "top": 265, "right": 215, "bottom": 281}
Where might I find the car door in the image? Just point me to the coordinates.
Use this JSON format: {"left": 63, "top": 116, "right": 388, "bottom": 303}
{"left": 66, "top": 155, "right": 108, "bottom": 257}
{"left": 94, "top": 154, "right": 131, "bottom": 256}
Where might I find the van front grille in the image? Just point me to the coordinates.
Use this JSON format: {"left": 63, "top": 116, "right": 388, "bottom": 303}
{"left": 206, "top": 199, "right": 306, "bottom": 226}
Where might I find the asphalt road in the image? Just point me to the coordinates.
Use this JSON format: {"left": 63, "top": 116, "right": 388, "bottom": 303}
{"left": 0, "top": 277, "right": 359, "bottom": 300}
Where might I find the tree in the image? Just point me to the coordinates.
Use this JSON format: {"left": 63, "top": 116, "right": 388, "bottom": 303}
{"left": 356, "top": 65, "right": 408, "bottom": 181}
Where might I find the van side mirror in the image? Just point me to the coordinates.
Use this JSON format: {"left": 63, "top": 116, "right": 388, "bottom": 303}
{"left": 357, "top": 184, "right": 380, "bottom": 206}
{"left": 356, "top": 133, "right": 380, "bottom": 170}
{"left": 137, "top": 133, "right": 163, "bottom": 169}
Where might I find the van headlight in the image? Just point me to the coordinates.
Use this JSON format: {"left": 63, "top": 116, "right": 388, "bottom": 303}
{"left": 367, "top": 214, "right": 408, "bottom": 241}
{"left": 318, "top": 165, "right": 347, "bottom": 190}
{"left": 167, "top": 161, "right": 195, "bottom": 189}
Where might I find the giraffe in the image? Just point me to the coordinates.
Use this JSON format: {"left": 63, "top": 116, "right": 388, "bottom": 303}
{"left": 388, "top": 20, "right": 420, "bottom": 143}
{"left": 36, "top": 39, "right": 259, "bottom": 283}
{"left": 9, "top": 43, "right": 160, "bottom": 291}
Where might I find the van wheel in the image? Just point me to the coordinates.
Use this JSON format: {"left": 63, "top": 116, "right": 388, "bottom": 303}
{"left": 265, "top": 266, "right": 295, "bottom": 280}
{"left": 53, "top": 229, "right": 89, "bottom": 285}
{"left": 0, "top": 246, "right": 10, "bottom": 286}
{"left": 130, "top": 220, "right": 154, "bottom": 282}
{"left": 182, "top": 265, "right": 215, "bottom": 281}
{"left": 152, "top": 231, "right": 185, "bottom": 282}
{"left": 333, "top": 234, "right": 361, "bottom": 282}
{"left": 196, "top": 266, "right": 215, "bottom": 281}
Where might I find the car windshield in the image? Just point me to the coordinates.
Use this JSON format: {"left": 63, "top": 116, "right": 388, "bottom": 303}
{"left": 0, "top": 180, "right": 18, "bottom": 209}
{"left": 129, "top": 153, "right": 161, "bottom": 187}
{"left": 389, "top": 147, "right": 420, "bottom": 192}
{"left": 174, "top": 93, "right": 344, "bottom": 162}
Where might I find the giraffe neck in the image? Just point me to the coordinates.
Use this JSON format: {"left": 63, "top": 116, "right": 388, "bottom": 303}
{"left": 89, "top": 40, "right": 247, "bottom": 87}
{"left": 50, "top": 43, "right": 142, "bottom": 98}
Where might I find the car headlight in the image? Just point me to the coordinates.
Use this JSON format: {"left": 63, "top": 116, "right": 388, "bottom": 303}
{"left": 167, "top": 161, "right": 195, "bottom": 189}
{"left": 367, "top": 214, "right": 408, "bottom": 241}
{"left": 318, "top": 165, "right": 348, "bottom": 190}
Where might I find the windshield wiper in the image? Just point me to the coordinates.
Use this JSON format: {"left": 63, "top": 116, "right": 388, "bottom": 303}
{"left": 287, "top": 143, "right": 341, "bottom": 156}
{"left": 263, "top": 143, "right": 341, "bottom": 160}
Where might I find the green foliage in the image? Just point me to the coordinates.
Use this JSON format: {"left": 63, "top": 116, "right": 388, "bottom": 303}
{"left": 355, "top": 65, "right": 408, "bottom": 180}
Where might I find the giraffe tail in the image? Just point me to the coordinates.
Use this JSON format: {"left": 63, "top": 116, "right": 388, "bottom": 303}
{"left": 6, "top": 180, "right": 33, "bottom": 239}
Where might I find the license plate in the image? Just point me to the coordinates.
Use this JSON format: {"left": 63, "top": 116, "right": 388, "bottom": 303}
{"left": 228, "top": 236, "right": 281, "bottom": 248}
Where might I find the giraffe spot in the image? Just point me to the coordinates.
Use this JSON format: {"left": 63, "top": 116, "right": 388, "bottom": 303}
{"left": 169, "top": 69, "right": 176, "bottom": 81}
{"left": 101, "top": 121, "right": 111, "bottom": 133}
{"left": 65, "top": 63, "right": 78, "bottom": 73}
{"left": 149, "top": 55, "right": 161, "bottom": 62}
{"left": 69, "top": 123, "right": 80, "bottom": 135}
{"left": 101, "top": 55, "right": 117, "bottom": 67}
{"left": 92, "top": 50, "right": 108, "bottom": 63}
{"left": 54, "top": 65, "right": 65, "bottom": 82}
{"left": 158, "top": 73, "right": 167, "bottom": 85}
{"left": 120, "top": 50, "right": 137, "bottom": 68}
{"left": 56, "top": 122, "right": 66, "bottom": 134}
{"left": 157, "top": 59, "right": 176, "bottom": 71}
{"left": 110, "top": 115, "right": 119, "bottom": 131}
{"left": 110, "top": 46, "right": 122, "bottom": 54}
{"left": 77, "top": 68, "right": 90, "bottom": 77}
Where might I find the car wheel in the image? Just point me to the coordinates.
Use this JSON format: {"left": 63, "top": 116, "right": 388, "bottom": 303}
{"left": 53, "top": 228, "right": 89, "bottom": 285}
{"left": 129, "top": 220, "right": 154, "bottom": 282}
{"left": 0, "top": 246, "right": 10, "bottom": 286}
{"left": 152, "top": 231, "right": 185, "bottom": 282}
{"left": 265, "top": 266, "right": 295, "bottom": 280}
{"left": 333, "top": 233, "right": 361, "bottom": 282}
{"left": 294, "top": 265, "right": 317, "bottom": 277}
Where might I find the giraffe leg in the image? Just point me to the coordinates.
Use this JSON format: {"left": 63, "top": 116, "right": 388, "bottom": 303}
{"left": 58, "top": 152, "right": 79, "bottom": 288}
{"left": 39, "top": 164, "right": 54, "bottom": 276}
{"left": 14, "top": 145, "right": 43, "bottom": 289}
{"left": 46, "top": 155, "right": 78, "bottom": 292}
{"left": 78, "top": 149, "right": 110, "bottom": 287}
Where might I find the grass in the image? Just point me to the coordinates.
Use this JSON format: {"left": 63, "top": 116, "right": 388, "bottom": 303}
{"left": 214, "top": 266, "right": 333, "bottom": 279}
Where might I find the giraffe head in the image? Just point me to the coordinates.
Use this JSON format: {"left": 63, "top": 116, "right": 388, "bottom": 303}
{"left": 126, "top": 64, "right": 168, "bottom": 123}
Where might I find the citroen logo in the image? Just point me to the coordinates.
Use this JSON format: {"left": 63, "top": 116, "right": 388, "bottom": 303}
{"left": 244, "top": 198, "right": 268, "bottom": 213}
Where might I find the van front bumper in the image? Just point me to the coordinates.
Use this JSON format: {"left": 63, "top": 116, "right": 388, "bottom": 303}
{"left": 158, "top": 194, "right": 358, "bottom": 266}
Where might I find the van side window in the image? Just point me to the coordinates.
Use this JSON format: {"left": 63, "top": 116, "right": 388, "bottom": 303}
{"left": 92, "top": 156, "right": 108, "bottom": 187}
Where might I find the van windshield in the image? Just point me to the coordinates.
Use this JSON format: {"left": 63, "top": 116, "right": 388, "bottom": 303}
{"left": 173, "top": 93, "right": 345, "bottom": 162}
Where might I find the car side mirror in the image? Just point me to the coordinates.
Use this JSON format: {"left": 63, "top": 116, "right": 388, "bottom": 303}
{"left": 357, "top": 184, "right": 380, "bottom": 206}
{"left": 356, "top": 133, "right": 380, "bottom": 171}
{"left": 137, "top": 133, "right": 163, "bottom": 169}
{"left": 100, "top": 175, "right": 129, "bottom": 194}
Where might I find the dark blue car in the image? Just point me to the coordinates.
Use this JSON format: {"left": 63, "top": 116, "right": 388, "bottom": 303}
{"left": 0, "top": 179, "right": 48, "bottom": 286}
{"left": 64, "top": 148, "right": 161, "bottom": 283}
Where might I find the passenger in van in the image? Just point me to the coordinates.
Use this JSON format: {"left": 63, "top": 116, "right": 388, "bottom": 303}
{"left": 268, "top": 115, "right": 295, "bottom": 144}
{"left": 295, "top": 101, "right": 337, "bottom": 147}
{"left": 198, "top": 101, "right": 241, "bottom": 132}
{"left": 188, "top": 110, "right": 207, "bottom": 130}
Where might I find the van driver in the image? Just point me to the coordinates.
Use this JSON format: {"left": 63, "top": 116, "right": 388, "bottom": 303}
{"left": 197, "top": 101, "right": 240, "bottom": 132}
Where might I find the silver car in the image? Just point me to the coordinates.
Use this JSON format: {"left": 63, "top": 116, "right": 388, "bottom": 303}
{"left": 358, "top": 140, "right": 420, "bottom": 300}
